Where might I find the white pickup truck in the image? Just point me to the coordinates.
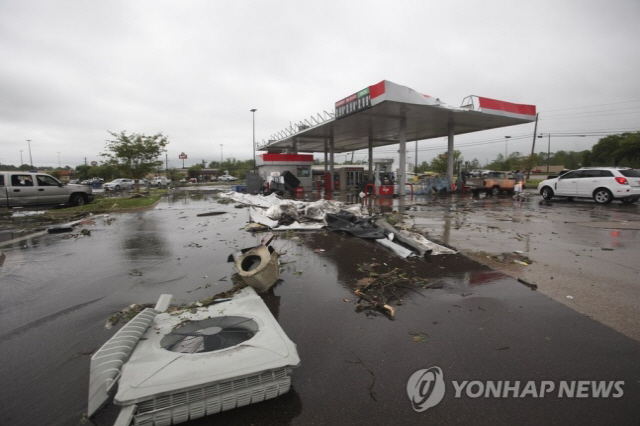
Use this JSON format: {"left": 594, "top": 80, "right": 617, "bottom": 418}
{"left": 1, "top": 171, "right": 95, "bottom": 207}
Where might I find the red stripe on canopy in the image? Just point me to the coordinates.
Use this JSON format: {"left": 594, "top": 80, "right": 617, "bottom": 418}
{"left": 478, "top": 97, "right": 536, "bottom": 116}
{"left": 369, "top": 81, "right": 386, "bottom": 100}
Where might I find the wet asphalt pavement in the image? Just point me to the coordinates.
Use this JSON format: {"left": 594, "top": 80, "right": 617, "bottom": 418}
{"left": 0, "top": 192, "right": 639, "bottom": 426}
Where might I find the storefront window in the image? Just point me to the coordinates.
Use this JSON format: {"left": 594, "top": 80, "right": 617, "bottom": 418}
{"left": 296, "top": 166, "right": 310, "bottom": 178}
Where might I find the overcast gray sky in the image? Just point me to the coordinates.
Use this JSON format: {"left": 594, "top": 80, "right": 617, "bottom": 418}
{"left": 2, "top": 0, "right": 639, "bottom": 170}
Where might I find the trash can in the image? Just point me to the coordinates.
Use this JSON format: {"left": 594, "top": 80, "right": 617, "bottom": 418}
{"left": 235, "top": 245, "right": 279, "bottom": 293}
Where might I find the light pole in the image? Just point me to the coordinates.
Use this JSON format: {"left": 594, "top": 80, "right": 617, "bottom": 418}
{"left": 250, "top": 109, "right": 257, "bottom": 172}
{"left": 57, "top": 152, "right": 61, "bottom": 168}
{"left": 20, "top": 150, "right": 23, "bottom": 166}
{"left": 504, "top": 136, "right": 511, "bottom": 158}
{"left": 26, "top": 139, "right": 33, "bottom": 168}
{"left": 220, "top": 144, "right": 223, "bottom": 164}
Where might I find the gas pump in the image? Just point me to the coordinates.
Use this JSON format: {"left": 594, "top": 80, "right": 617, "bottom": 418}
{"left": 373, "top": 158, "right": 394, "bottom": 197}
{"left": 339, "top": 167, "right": 364, "bottom": 191}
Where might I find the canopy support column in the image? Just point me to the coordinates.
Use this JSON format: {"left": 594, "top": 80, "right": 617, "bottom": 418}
{"left": 329, "top": 130, "right": 335, "bottom": 192}
{"left": 447, "top": 124, "right": 454, "bottom": 189}
{"left": 368, "top": 125, "right": 373, "bottom": 183}
{"left": 324, "top": 138, "right": 328, "bottom": 172}
{"left": 398, "top": 116, "right": 407, "bottom": 195}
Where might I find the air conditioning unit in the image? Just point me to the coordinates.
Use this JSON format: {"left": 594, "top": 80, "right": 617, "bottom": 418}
{"left": 88, "top": 287, "right": 300, "bottom": 425}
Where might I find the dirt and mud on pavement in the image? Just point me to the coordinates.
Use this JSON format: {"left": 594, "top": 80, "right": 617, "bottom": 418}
{"left": 403, "top": 192, "right": 640, "bottom": 341}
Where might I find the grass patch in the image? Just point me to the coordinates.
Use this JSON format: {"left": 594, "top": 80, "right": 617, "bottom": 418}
{"left": 526, "top": 178, "right": 544, "bottom": 187}
{"left": 57, "top": 191, "right": 166, "bottom": 214}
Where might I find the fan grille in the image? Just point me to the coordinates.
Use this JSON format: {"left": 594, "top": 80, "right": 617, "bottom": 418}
{"left": 160, "top": 316, "right": 258, "bottom": 353}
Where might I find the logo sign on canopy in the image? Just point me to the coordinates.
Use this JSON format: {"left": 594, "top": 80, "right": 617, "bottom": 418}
{"left": 335, "top": 87, "right": 371, "bottom": 119}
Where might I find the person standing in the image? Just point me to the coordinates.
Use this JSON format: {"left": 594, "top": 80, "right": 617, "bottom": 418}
{"left": 514, "top": 170, "right": 525, "bottom": 198}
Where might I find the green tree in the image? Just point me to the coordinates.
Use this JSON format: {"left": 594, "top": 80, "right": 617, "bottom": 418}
{"left": 612, "top": 132, "right": 640, "bottom": 167}
{"left": 591, "top": 134, "right": 625, "bottom": 166}
{"left": 429, "top": 150, "right": 462, "bottom": 174}
{"left": 187, "top": 164, "right": 204, "bottom": 179}
{"left": 580, "top": 150, "right": 593, "bottom": 167}
{"left": 519, "top": 153, "right": 540, "bottom": 175}
{"left": 102, "top": 131, "right": 169, "bottom": 191}
{"left": 166, "top": 167, "right": 181, "bottom": 182}
{"left": 75, "top": 164, "right": 91, "bottom": 181}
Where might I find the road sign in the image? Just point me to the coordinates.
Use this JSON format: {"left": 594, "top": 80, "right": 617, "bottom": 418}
{"left": 91, "top": 161, "right": 98, "bottom": 166}
{"left": 179, "top": 152, "right": 188, "bottom": 159}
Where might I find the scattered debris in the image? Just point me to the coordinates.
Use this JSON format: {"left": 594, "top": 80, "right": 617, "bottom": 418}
{"left": 481, "top": 251, "right": 533, "bottom": 266}
{"left": 409, "top": 332, "right": 428, "bottom": 343}
{"left": 352, "top": 267, "right": 430, "bottom": 318}
{"left": 196, "top": 211, "right": 227, "bottom": 217}
{"left": 566, "top": 295, "right": 574, "bottom": 300}
{"left": 47, "top": 225, "right": 74, "bottom": 234}
{"left": 495, "top": 346, "right": 510, "bottom": 351}
{"left": 374, "top": 219, "right": 456, "bottom": 256}
{"left": 517, "top": 278, "right": 538, "bottom": 290}
{"left": 228, "top": 235, "right": 280, "bottom": 292}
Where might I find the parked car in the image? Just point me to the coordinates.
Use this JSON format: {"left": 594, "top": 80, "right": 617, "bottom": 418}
{"left": 151, "top": 177, "right": 169, "bottom": 186}
{"left": 537, "top": 167, "right": 640, "bottom": 204}
{"left": 218, "top": 174, "right": 238, "bottom": 182}
{"left": 189, "top": 178, "right": 197, "bottom": 183}
{"left": 465, "top": 171, "right": 516, "bottom": 195}
{"left": 468, "top": 169, "right": 492, "bottom": 178}
{"left": 0, "top": 171, "right": 94, "bottom": 207}
{"left": 179, "top": 178, "right": 187, "bottom": 183}
{"left": 104, "top": 178, "right": 135, "bottom": 191}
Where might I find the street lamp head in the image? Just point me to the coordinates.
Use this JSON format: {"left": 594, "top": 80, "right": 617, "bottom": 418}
{"left": 250, "top": 109, "right": 257, "bottom": 112}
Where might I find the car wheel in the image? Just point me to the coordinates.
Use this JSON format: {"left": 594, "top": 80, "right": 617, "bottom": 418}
{"left": 621, "top": 198, "right": 638, "bottom": 204}
{"left": 541, "top": 186, "right": 554, "bottom": 200}
{"left": 593, "top": 188, "right": 613, "bottom": 204}
{"left": 71, "top": 194, "right": 87, "bottom": 206}
{"left": 115, "top": 185, "right": 121, "bottom": 190}
{"left": 491, "top": 186, "right": 500, "bottom": 196}
{"left": 567, "top": 197, "right": 574, "bottom": 201}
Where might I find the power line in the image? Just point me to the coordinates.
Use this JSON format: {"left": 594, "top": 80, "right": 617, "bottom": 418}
{"left": 541, "top": 100, "right": 640, "bottom": 114}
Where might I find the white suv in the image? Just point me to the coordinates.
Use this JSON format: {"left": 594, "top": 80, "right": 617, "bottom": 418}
{"left": 537, "top": 167, "right": 640, "bottom": 204}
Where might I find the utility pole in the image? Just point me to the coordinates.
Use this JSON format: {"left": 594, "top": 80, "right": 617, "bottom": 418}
{"left": 251, "top": 109, "right": 257, "bottom": 172}
{"left": 20, "top": 150, "right": 23, "bottom": 166}
{"left": 527, "top": 113, "right": 539, "bottom": 179}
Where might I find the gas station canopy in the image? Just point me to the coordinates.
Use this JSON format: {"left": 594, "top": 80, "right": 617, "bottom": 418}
{"left": 258, "top": 80, "right": 537, "bottom": 154}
